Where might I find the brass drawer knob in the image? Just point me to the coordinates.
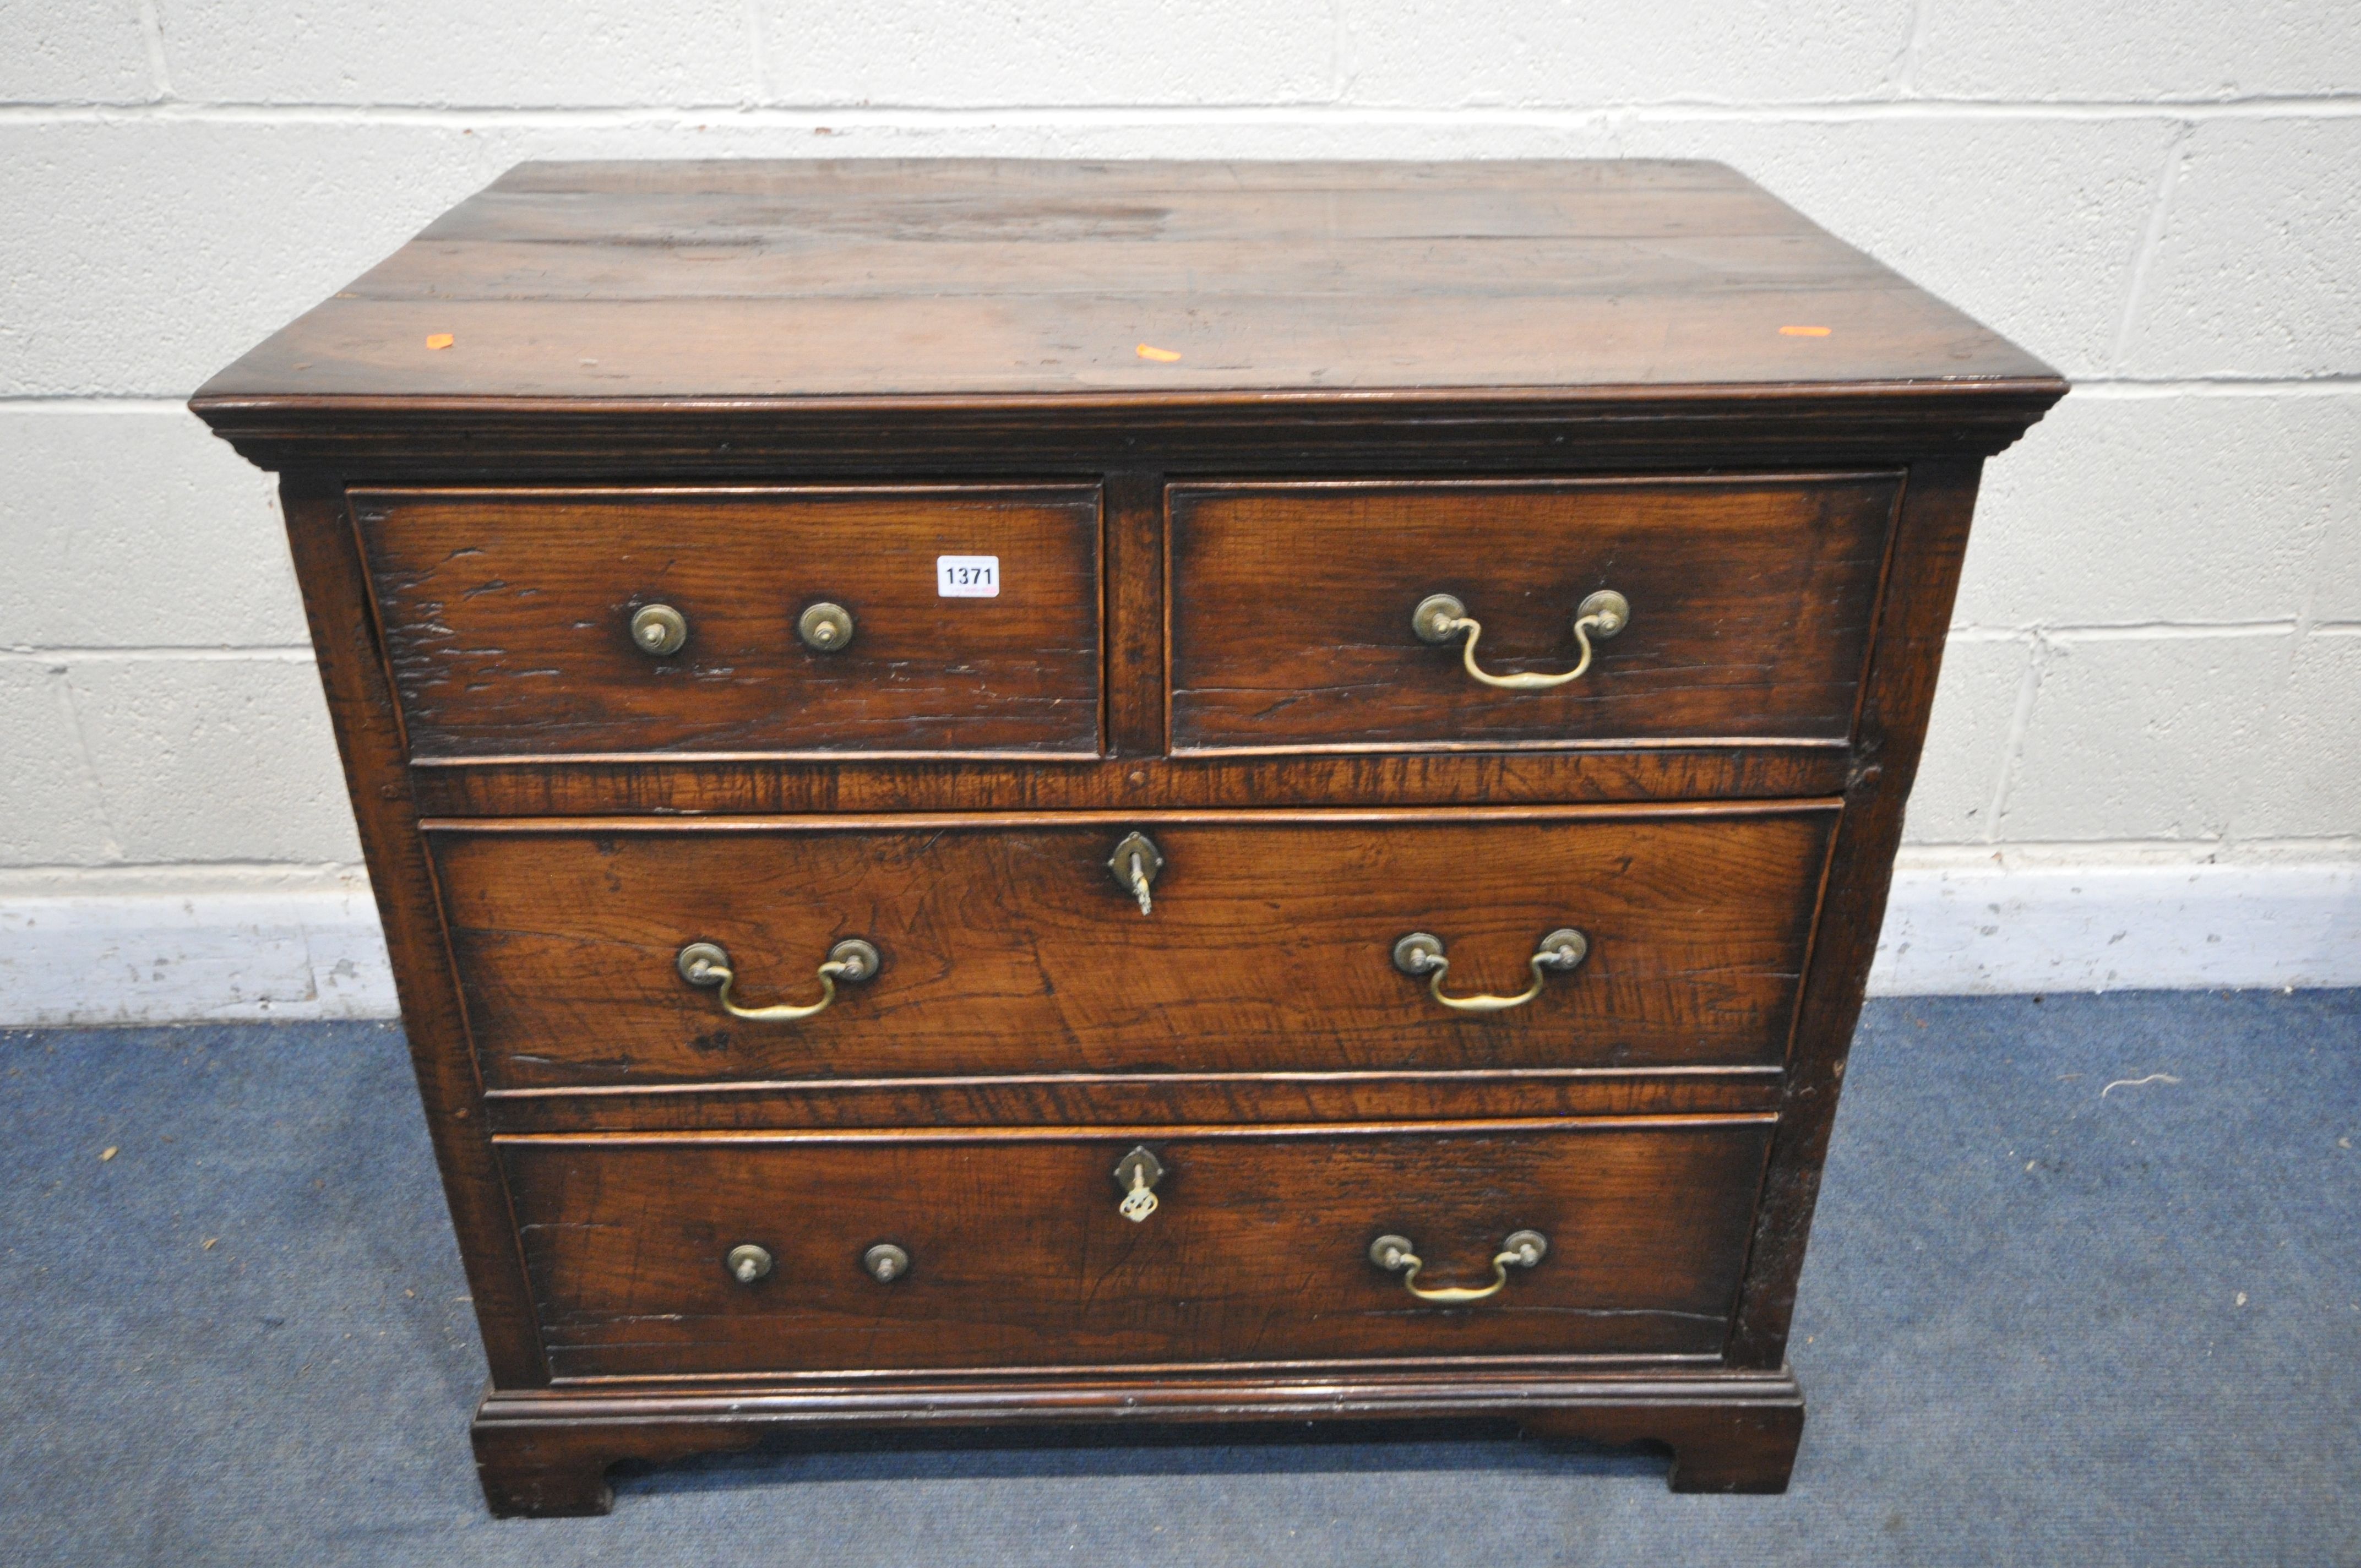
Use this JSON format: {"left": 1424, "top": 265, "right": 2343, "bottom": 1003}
{"left": 726, "top": 1243, "right": 774, "bottom": 1284}
{"left": 677, "top": 937, "right": 879, "bottom": 1022}
{"left": 1412, "top": 589, "right": 1628, "bottom": 690}
{"left": 1369, "top": 1229, "right": 1547, "bottom": 1304}
{"left": 1391, "top": 928, "right": 1586, "bottom": 1014}
{"left": 797, "top": 600, "right": 854, "bottom": 652}
{"left": 629, "top": 602, "right": 688, "bottom": 657}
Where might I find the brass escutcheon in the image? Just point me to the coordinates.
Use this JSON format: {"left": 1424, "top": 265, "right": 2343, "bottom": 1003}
{"left": 1113, "top": 1145, "right": 1164, "bottom": 1223}
{"left": 1107, "top": 831, "right": 1164, "bottom": 917}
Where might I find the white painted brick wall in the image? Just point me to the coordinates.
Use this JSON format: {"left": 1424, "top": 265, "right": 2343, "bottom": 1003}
{"left": 2, "top": 3, "right": 2355, "bottom": 1020}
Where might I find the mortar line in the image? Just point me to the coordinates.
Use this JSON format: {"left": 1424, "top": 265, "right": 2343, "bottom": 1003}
{"left": 742, "top": 0, "right": 772, "bottom": 106}
{"left": 0, "top": 646, "right": 317, "bottom": 663}
{"left": 0, "top": 862, "right": 374, "bottom": 889}
{"left": 2231, "top": 475, "right": 2339, "bottom": 851}
{"left": 2109, "top": 122, "right": 2193, "bottom": 371}
{"left": 1326, "top": 0, "right": 1351, "bottom": 105}
{"left": 1889, "top": 0, "right": 1932, "bottom": 97}
{"left": 4, "top": 98, "right": 2361, "bottom": 126}
{"left": 2069, "top": 379, "right": 2361, "bottom": 397}
{"left": 133, "top": 0, "right": 173, "bottom": 104}
{"left": 2042, "top": 622, "right": 2298, "bottom": 643}
{"left": 1894, "top": 838, "right": 2361, "bottom": 865}
{"left": 47, "top": 667, "right": 126, "bottom": 865}
{"left": 1983, "top": 634, "right": 2043, "bottom": 845}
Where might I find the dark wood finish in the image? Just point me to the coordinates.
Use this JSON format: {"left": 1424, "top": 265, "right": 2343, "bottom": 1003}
{"left": 481, "top": 1065, "right": 1783, "bottom": 1135}
{"left": 408, "top": 745, "right": 1856, "bottom": 818}
{"left": 1726, "top": 459, "right": 1988, "bottom": 1368}
{"left": 471, "top": 1367, "right": 1805, "bottom": 1515}
{"left": 1520, "top": 1394, "right": 1805, "bottom": 1492}
{"left": 1103, "top": 472, "right": 1167, "bottom": 758}
{"left": 1169, "top": 475, "right": 1899, "bottom": 753}
{"left": 198, "top": 386, "right": 2066, "bottom": 483}
{"left": 427, "top": 806, "right": 1837, "bottom": 1088}
{"left": 501, "top": 1119, "right": 1775, "bottom": 1379}
{"left": 197, "top": 161, "right": 2049, "bottom": 404}
{"left": 354, "top": 486, "right": 1102, "bottom": 759}
{"left": 273, "top": 481, "right": 549, "bottom": 1388}
{"left": 191, "top": 160, "right": 2063, "bottom": 1513}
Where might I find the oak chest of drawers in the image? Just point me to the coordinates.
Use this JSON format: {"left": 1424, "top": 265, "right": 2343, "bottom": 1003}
{"left": 192, "top": 158, "right": 2063, "bottom": 1515}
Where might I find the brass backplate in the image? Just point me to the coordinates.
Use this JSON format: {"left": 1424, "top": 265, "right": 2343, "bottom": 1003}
{"left": 1411, "top": 593, "right": 1467, "bottom": 644}
{"left": 1112, "top": 1145, "right": 1163, "bottom": 1192}
{"left": 629, "top": 602, "right": 688, "bottom": 657}
{"left": 1576, "top": 589, "right": 1631, "bottom": 636}
{"left": 797, "top": 601, "right": 854, "bottom": 651}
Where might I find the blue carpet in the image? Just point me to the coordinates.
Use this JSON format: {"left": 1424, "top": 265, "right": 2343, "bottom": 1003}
{"left": 3, "top": 992, "right": 2357, "bottom": 1566}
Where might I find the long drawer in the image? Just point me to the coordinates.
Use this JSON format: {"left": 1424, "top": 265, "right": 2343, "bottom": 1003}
{"left": 1167, "top": 474, "right": 1900, "bottom": 753}
{"left": 429, "top": 806, "right": 1837, "bottom": 1090}
{"left": 502, "top": 1118, "right": 1776, "bottom": 1378}
{"left": 353, "top": 484, "right": 1103, "bottom": 759}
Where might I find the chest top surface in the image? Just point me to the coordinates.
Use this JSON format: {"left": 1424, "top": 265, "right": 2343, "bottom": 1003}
{"left": 193, "top": 158, "right": 2058, "bottom": 411}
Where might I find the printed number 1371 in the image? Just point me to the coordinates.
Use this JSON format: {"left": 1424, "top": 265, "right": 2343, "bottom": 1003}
{"left": 936, "top": 555, "right": 1001, "bottom": 598}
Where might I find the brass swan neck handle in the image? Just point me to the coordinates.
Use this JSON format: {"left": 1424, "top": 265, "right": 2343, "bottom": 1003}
{"left": 1369, "top": 1230, "right": 1549, "bottom": 1304}
{"left": 1413, "top": 590, "right": 1630, "bottom": 691}
{"left": 1391, "top": 928, "right": 1587, "bottom": 1014}
{"left": 676, "top": 938, "right": 879, "bottom": 1022}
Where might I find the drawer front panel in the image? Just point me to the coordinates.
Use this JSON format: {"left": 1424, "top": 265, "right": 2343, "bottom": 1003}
{"left": 432, "top": 807, "right": 1836, "bottom": 1090}
{"left": 1168, "top": 475, "right": 1900, "bottom": 753}
{"left": 503, "top": 1119, "right": 1775, "bottom": 1378}
{"left": 353, "top": 486, "right": 1102, "bottom": 758}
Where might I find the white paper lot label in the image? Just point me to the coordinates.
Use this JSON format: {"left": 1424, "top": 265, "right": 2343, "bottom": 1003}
{"left": 935, "top": 555, "right": 1002, "bottom": 597}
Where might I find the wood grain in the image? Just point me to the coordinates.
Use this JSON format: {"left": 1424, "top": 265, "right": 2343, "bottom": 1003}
{"left": 499, "top": 1118, "right": 1776, "bottom": 1378}
{"left": 1726, "top": 459, "right": 1989, "bottom": 1368}
{"left": 481, "top": 1065, "right": 1785, "bottom": 1135}
{"left": 195, "top": 160, "right": 2053, "bottom": 407}
{"left": 353, "top": 486, "right": 1101, "bottom": 759}
{"left": 197, "top": 385, "right": 2067, "bottom": 481}
{"left": 427, "top": 806, "right": 1838, "bottom": 1089}
{"left": 469, "top": 1366, "right": 1805, "bottom": 1513}
{"left": 1169, "top": 475, "right": 1899, "bottom": 752}
{"left": 406, "top": 745, "right": 1857, "bottom": 818}
{"left": 275, "top": 480, "right": 550, "bottom": 1386}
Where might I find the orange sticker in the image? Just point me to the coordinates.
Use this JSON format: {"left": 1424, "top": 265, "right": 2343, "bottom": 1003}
{"left": 426, "top": 333, "right": 455, "bottom": 350}
{"left": 1135, "top": 342, "right": 1182, "bottom": 362}
{"left": 1778, "top": 325, "right": 1832, "bottom": 337}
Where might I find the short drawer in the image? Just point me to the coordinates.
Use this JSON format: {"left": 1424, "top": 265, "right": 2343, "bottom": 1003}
{"left": 1167, "top": 475, "right": 1900, "bottom": 753}
{"left": 503, "top": 1118, "right": 1775, "bottom": 1378}
{"left": 430, "top": 806, "right": 1836, "bottom": 1090}
{"left": 353, "top": 486, "right": 1102, "bottom": 758}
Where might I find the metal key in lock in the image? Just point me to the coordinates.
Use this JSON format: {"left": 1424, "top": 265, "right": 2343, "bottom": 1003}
{"left": 1113, "top": 1145, "right": 1163, "bottom": 1223}
{"left": 1107, "top": 831, "right": 1163, "bottom": 917}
